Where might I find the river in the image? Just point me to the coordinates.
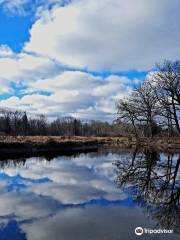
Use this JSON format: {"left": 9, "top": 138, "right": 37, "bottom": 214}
{"left": 0, "top": 148, "right": 179, "bottom": 240}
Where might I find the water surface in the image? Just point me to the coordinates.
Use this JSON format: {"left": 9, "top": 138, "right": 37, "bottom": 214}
{"left": 0, "top": 149, "right": 179, "bottom": 240}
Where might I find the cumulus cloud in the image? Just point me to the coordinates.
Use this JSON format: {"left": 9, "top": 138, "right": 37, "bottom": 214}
{"left": 0, "top": 44, "right": 133, "bottom": 120}
{"left": 25, "top": 0, "right": 180, "bottom": 71}
{"left": 0, "top": 45, "right": 62, "bottom": 94}
{"left": 0, "top": 69, "right": 133, "bottom": 120}
{"left": 0, "top": 50, "right": 60, "bottom": 82}
{"left": 27, "top": 71, "right": 103, "bottom": 92}
{"left": 1, "top": 0, "right": 178, "bottom": 120}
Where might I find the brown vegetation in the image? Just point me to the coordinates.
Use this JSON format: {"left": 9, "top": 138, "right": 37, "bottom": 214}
{"left": 0, "top": 135, "right": 179, "bottom": 154}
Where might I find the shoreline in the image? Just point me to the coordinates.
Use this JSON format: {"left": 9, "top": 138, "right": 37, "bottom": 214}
{"left": 0, "top": 136, "right": 180, "bottom": 157}
{"left": 0, "top": 136, "right": 102, "bottom": 157}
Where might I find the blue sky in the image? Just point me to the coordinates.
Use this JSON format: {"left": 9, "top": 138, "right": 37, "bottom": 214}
{"left": 0, "top": 0, "right": 179, "bottom": 121}
{"left": 0, "top": 10, "right": 32, "bottom": 52}
{"left": 0, "top": 0, "right": 71, "bottom": 52}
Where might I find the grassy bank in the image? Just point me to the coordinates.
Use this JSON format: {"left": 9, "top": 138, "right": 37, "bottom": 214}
{"left": 0, "top": 136, "right": 180, "bottom": 156}
{"left": 132, "top": 137, "right": 180, "bottom": 152}
{"left": 0, "top": 136, "right": 104, "bottom": 156}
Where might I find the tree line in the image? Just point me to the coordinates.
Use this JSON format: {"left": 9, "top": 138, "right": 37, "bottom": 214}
{"left": 117, "top": 60, "right": 180, "bottom": 138}
{"left": 0, "top": 109, "right": 125, "bottom": 137}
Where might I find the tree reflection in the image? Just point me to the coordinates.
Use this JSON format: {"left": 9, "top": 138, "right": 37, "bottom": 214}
{"left": 114, "top": 149, "right": 180, "bottom": 233}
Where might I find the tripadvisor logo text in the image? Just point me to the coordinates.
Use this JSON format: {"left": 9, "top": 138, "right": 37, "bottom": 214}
{"left": 135, "top": 227, "right": 173, "bottom": 236}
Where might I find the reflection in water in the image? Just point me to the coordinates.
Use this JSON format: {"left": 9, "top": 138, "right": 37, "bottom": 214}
{"left": 114, "top": 150, "right": 180, "bottom": 234}
{"left": 0, "top": 149, "right": 179, "bottom": 240}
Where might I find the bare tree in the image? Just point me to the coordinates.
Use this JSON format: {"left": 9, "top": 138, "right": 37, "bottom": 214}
{"left": 117, "top": 60, "right": 180, "bottom": 138}
{"left": 133, "top": 80, "right": 159, "bottom": 137}
{"left": 152, "top": 60, "right": 180, "bottom": 133}
{"left": 117, "top": 97, "right": 138, "bottom": 137}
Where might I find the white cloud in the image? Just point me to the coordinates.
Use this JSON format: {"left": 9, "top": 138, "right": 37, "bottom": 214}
{"left": 0, "top": 45, "right": 132, "bottom": 120}
{"left": 0, "top": 45, "right": 14, "bottom": 57}
{"left": 25, "top": 0, "right": 180, "bottom": 71}
{"left": 2, "top": 0, "right": 177, "bottom": 120}
{"left": 0, "top": 52, "right": 60, "bottom": 82}
{"left": 0, "top": 70, "right": 132, "bottom": 120}
{"left": 27, "top": 71, "right": 103, "bottom": 93}
{"left": 0, "top": 45, "right": 62, "bottom": 94}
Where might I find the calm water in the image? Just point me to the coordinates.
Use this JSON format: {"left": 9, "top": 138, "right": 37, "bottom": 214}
{"left": 0, "top": 149, "right": 179, "bottom": 240}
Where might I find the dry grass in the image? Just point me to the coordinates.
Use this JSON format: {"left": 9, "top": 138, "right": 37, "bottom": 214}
{"left": 0, "top": 135, "right": 121, "bottom": 144}
{"left": 0, "top": 136, "right": 179, "bottom": 151}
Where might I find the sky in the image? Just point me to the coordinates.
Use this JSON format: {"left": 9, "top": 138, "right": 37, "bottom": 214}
{"left": 0, "top": 0, "right": 179, "bottom": 121}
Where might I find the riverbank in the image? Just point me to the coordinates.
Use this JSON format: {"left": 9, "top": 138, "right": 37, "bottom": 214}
{"left": 0, "top": 136, "right": 180, "bottom": 156}
{"left": 0, "top": 136, "right": 104, "bottom": 157}
{"left": 106, "top": 136, "right": 180, "bottom": 152}
{"left": 132, "top": 137, "right": 180, "bottom": 153}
